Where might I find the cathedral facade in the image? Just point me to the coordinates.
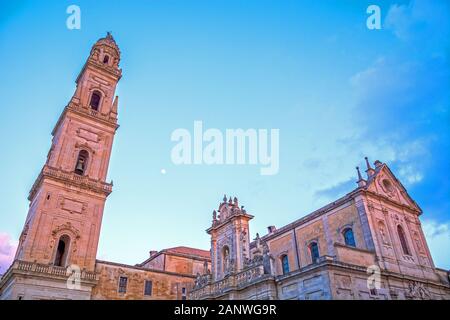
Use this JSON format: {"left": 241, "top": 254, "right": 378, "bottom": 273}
{"left": 0, "top": 35, "right": 449, "bottom": 300}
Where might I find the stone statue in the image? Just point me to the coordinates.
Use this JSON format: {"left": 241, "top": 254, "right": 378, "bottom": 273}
{"left": 413, "top": 232, "right": 423, "bottom": 253}
{"left": 255, "top": 233, "right": 261, "bottom": 248}
{"left": 379, "top": 222, "right": 389, "bottom": 245}
{"left": 223, "top": 247, "right": 230, "bottom": 273}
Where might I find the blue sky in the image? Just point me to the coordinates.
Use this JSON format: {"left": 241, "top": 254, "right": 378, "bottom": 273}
{"left": 0, "top": 0, "right": 449, "bottom": 271}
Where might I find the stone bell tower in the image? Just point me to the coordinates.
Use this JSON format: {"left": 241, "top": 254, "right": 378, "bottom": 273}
{"left": 208, "top": 196, "right": 253, "bottom": 281}
{"left": 0, "top": 33, "right": 122, "bottom": 300}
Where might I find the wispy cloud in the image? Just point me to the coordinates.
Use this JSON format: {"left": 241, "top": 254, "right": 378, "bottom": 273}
{"left": 0, "top": 233, "right": 17, "bottom": 274}
{"left": 347, "top": 0, "right": 450, "bottom": 194}
{"left": 424, "top": 220, "right": 450, "bottom": 238}
{"left": 398, "top": 164, "right": 423, "bottom": 185}
{"left": 423, "top": 220, "right": 450, "bottom": 269}
{"left": 314, "top": 178, "right": 356, "bottom": 201}
{"left": 385, "top": 0, "right": 450, "bottom": 44}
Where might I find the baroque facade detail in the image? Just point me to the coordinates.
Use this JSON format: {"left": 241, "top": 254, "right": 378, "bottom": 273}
{"left": 0, "top": 34, "right": 449, "bottom": 300}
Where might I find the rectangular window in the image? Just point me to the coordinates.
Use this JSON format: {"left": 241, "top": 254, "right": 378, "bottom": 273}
{"left": 181, "top": 287, "right": 187, "bottom": 300}
{"left": 118, "top": 276, "right": 128, "bottom": 294}
{"left": 144, "top": 280, "right": 153, "bottom": 296}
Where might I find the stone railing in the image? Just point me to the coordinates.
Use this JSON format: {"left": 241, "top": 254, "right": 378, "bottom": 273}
{"left": 29, "top": 165, "right": 113, "bottom": 200}
{"left": 236, "top": 264, "right": 264, "bottom": 287}
{"left": 10, "top": 260, "right": 98, "bottom": 281}
{"left": 189, "top": 284, "right": 212, "bottom": 300}
{"left": 189, "top": 264, "right": 266, "bottom": 300}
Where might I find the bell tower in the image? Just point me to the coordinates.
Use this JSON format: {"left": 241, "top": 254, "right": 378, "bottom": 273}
{"left": 0, "top": 33, "right": 122, "bottom": 300}
{"left": 208, "top": 196, "right": 253, "bottom": 281}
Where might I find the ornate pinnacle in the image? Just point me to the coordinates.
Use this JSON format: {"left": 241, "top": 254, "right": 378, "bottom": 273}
{"left": 356, "top": 166, "right": 367, "bottom": 187}
{"left": 364, "top": 156, "right": 375, "bottom": 177}
{"left": 356, "top": 166, "right": 363, "bottom": 181}
{"left": 365, "top": 156, "right": 373, "bottom": 170}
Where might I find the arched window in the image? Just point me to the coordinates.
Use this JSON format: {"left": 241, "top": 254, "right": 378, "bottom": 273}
{"left": 89, "top": 91, "right": 101, "bottom": 111}
{"left": 103, "top": 55, "right": 109, "bottom": 64}
{"left": 54, "top": 235, "right": 70, "bottom": 267}
{"left": 397, "top": 225, "right": 410, "bottom": 255}
{"left": 309, "top": 242, "right": 320, "bottom": 263}
{"left": 281, "top": 255, "right": 289, "bottom": 275}
{"left": 343, "top": 228, "right": 356, "bottom": 247}
{"left": 74, "top": 150, "right": 89, "bottom": 175}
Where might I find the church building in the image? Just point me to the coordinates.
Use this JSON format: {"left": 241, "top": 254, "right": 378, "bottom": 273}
{"left": 0, "top": 34, "right": 449, "bottom": 300}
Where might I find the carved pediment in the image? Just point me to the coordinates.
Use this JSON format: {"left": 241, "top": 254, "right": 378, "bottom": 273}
{"left": 367, "top": 165, "right": 421, "bottom": 212}
{"left": 75, "top": 141, "right": 96, "bottom": 154}
{"left": 51, "top": 222, "right": 81, "bottom": 239}
{"left": 377, "top": 175, "right": 399, "bottom": 199}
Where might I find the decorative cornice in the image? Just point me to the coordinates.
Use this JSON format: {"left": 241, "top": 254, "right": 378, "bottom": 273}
{"left": 207, "top": 212, "right": 254, "bottom": 234}
{"left": 52, "top": 101, "right": 119, "bottom": 136}
{"left": 28, "top": 165, "right": 113, "bottom": 201}
{"left": 363, "top": 189, "right": 422, "bottom": 215}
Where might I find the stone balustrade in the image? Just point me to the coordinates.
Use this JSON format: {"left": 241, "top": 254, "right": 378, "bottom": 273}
{"left": 189, "top": 264, "right": 266, "bottom": 300}
{"left": 13, "top": 260, "right": 98, "bottom": 281}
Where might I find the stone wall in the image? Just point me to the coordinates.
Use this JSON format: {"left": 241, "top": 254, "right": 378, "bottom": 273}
{"left": 91, "top": 261, "right": 195, "bottom": 300}
{"left": 264, "top": 200, "right": 368, "bottom": 275}
{"left": 334, "top": 244, "right": 376, "bottom": 267}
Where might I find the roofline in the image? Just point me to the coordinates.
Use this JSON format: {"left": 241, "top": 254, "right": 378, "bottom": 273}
{"left": 138, "top": 249, "right": 211, "bottom": 267}
{"left": 378, "top": 164, "right": 423, "bottom": 214}
{"left": 96, "top": 259, "right": 196, "bottom": 279}
{"left": 253, "top": 180, "right": 423, "bottom": 246}
{"left": 257, "top": 187, "right": 360, "bottom": 244}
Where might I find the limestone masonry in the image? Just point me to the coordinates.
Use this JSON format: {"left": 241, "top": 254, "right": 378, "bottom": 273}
{"left": 0, "top": 34, "right": 449, "bottom": 300}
